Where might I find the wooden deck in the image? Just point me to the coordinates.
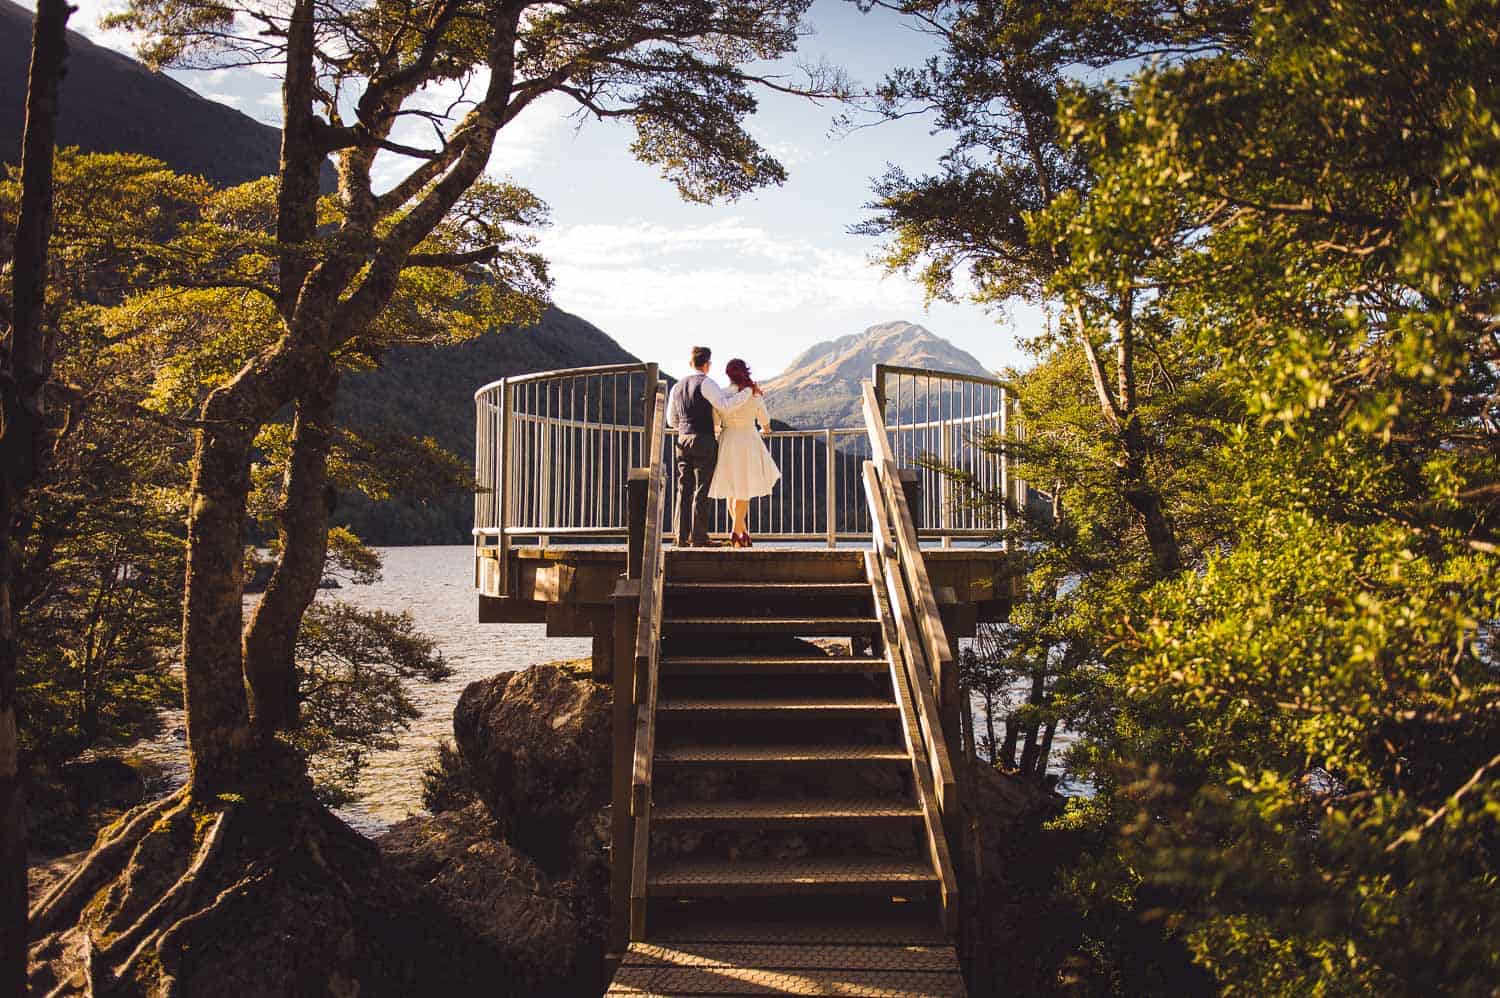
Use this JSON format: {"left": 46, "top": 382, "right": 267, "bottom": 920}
{"left": 608, "top": 937, "right": 965, "bottom": 996}
{"left": 472, "top": 370, "right": 1017, "bottom": 996}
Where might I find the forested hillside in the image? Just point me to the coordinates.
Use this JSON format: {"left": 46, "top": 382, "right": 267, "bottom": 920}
{"left": 0, "top": 0, "right": 335, "bottom": 187}
{"left": 335, "top": 307, "right": 640, "bottom": 544}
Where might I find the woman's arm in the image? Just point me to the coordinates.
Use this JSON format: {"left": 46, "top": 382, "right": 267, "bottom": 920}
{"left": 757, "top": 398, "right": 771, "bottom": 436}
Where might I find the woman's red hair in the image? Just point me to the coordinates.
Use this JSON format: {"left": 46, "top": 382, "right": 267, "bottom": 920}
{"left": 725, "top": 358, "right": 754, "bottom": 391}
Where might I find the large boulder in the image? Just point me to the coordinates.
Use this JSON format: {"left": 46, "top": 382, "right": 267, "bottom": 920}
{"left": 380, "top": 803, "right": 590, "bottom": 996}
{"left": 452, "top": 663, "right": 611, "bottom": 874}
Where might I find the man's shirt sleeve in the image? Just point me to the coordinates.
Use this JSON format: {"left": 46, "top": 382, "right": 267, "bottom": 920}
{"left": 701, "top": 377, "right": 754, "bottom": 413}
{"left": 665, "top": 381, "right": 684, "bottom": 429}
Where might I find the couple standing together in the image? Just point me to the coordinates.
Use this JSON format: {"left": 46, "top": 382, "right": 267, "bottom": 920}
{"left": 665, "top": 346, "right": 781, "bottom": 547}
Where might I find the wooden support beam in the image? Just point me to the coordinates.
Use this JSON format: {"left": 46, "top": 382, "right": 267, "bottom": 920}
{"left": 477, "top": 595, "right": 545, "bottom": 624}
{"left": 607, "top": 577, "right": 641, "bottom": 958}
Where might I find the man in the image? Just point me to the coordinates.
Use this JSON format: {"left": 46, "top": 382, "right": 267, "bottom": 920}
{"left": 665, "top": 346, "right": 757, "bottom": 546}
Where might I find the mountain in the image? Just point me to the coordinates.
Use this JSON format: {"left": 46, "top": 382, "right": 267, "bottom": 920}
{"left": 760, "top": 320, "right": 994, "bottom": 429}
{"left": 0, "top": 0, "right": 330, "bottom": 187}
{"left": 333, "top": 307, "right": 642, "bottom": 545}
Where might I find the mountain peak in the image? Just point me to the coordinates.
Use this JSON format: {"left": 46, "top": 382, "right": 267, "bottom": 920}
{"left": 761, "top": 320, "right": 993, "bottom": 428}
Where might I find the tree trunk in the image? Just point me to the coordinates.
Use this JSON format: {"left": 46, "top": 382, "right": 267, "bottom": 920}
{"left": 982, "top": 688, "right": 998, "bottom": 763}
{"left": 1119, "top": 416, "right": 1183, "bottom": 576}
{"left": 180, "top": 409, "right": 258, "bottom": 797}
{"left": 1034, "top": 718, "right": 1057, "bottom": 782}
{"left": 1, "top": 0, "right": 70, "bottom": 989}
{"left": 1017, "top": 666, "right": 1046, "bottom": 777}
{"left": 1000, "top": 712, "right": 1019, "bottom": 771}
{"left": 244, "top": 365, "right": 339, "bottom": 736}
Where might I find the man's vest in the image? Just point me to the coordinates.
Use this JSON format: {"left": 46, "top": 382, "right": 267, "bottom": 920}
{"left": 679, "top": 373, "right": 715, "bottom": 437}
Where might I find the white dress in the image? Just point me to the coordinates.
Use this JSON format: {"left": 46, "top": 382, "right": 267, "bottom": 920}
{"left": 709, "top": 391, "right": 781, "bottom": 499}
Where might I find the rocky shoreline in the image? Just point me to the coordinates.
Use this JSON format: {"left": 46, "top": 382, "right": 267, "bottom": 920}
{"left": 30, "top": 658, "right": 1068, "bottom": 995}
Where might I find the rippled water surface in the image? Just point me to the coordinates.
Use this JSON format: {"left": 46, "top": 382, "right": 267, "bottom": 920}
{"left": 132, "top": 544, "right": 1083, "bottom": 834}
{"left": 135, "top": 546, "right": 589, "bottom": 835}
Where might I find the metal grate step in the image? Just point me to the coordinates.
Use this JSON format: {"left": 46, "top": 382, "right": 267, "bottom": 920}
{"left": 654, "top": 744, "right": 909, "bottom": 765}
{"left": 661, "top": 656, "right": 885, "bottom": 675}
{"left": 647, "top": 858, "right": 939, "bottom": 896}
{"left": 607, "top": 963, "right": 964, "bottom": 996}
{"left": 665, "top": 582, "right": 872, "bottom": 595}
{"left": 663, "top": 616, "right": 881, "bottom": 636}
{"left": 644, "top": 920, "right": 949, "bottom": 946}
{"left": 620, "top": 940, "right": 959, "bottom": 972}
{"left": 658, "top": 696, "right": 896, "bottom": 714}
{"left": 652, "top": 798, "right": 923, "bottom": 826}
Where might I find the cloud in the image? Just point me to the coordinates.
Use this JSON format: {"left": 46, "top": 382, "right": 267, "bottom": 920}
{"left": 539, "top": 218, "right": 922, "bottom": 318}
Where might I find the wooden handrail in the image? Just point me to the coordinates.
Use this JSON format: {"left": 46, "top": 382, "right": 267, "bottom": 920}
{"left": 863, "top": 462, "right": 957, "bottom": 821}
{"left": 628, "top": 383, "right": 668, "bottom": 940}
{"left": 866, "top": 552, "right": 960, "bottom": 932}
{"left": 874, "top": 361, "right": 1011, "bottom": 390}
{"left": 861, "top": 382, "right": 959, "bottom": 709}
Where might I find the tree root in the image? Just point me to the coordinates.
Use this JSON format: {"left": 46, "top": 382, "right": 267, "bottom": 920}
{"left": 94, "top": 804, "right": 236, "bottom": 989}
{"left": 30, "top": 789, "right": 187, "bottom": 938}
{"left": 153, "top": 870, "right": 272, "bottom": 998}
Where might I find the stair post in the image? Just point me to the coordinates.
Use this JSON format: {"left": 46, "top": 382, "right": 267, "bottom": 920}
{"left": 627, "top": 469, "right": 648, "bottom": 576}
{"left": 607, "top": 576, "right": 642, "bottom": 959}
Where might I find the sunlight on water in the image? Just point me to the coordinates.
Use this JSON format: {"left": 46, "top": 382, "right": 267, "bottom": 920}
{"left": 132, "top": 546, "right": 590, "bottom": 836}
{"left": 130, "top": 544, "right": 1082, "bottom": 834}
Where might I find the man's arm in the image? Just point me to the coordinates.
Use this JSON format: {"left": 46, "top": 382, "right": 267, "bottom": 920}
{"left": 665, "top": 382, "right": 684, "bottom": 429}
{"left": 701, "top": 376, "right": 755, "bottom": 413}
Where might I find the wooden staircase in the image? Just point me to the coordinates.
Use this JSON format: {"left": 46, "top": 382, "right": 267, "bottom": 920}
{"left": 606, "top": 550, "right": 964, "bottom": 997}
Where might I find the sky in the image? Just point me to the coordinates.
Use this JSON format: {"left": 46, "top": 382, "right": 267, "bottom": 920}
{"left": 64, "top": 0, "right": 1044, "bottom": 379}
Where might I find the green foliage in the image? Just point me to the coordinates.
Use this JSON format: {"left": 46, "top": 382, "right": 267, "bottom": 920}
{"left": 869, "top": 1, "right": 1500, "bottom": 993}
{"left": 290, "top": 600, "right": 452, "bottom": 805}
{"left": 419, "top": 738, "right": 479, "bottom": 815}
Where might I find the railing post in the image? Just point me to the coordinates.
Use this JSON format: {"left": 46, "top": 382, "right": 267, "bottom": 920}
{"left": 627, "top": 469, "right": 648, "bottom": 577}
{"left": 1000, "top": 386, "right": 1009, "bottom": 540}
{"left": 497, "top": 380, "right": 511, "bottom": 596}
{"left": 537, "top": 410, "right": 552, "bottom": 548}
{"left": 824, "top": 427, "right": 836, "bottom": 547}
{"left": 607, "top": 576, "right": 641, "bottom": 961}
{"left": 900, "top": 468, "right": 923, "bottom": 532}
{"left": 939, "top": 423, "right": 952, "bottom": 549}
{"left": 641, "top": 363, "right": 660, "bottom": 449}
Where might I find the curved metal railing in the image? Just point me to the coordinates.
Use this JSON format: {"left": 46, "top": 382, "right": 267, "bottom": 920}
{"left": 475, "top": 360, "right": 1024, "bottom": 557}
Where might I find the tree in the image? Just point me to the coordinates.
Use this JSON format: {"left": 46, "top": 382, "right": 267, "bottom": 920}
{"left": 27, "top": 1, "right": 828, "bottom": 990}
{"left": 864, "top": 0, "right": 1500, "bottom": 992}
{"left": 1, "top": 0, "right": 71, "bottom": 989}
{"left": 854, "top": 0, "right": 1248, "bottom": 578}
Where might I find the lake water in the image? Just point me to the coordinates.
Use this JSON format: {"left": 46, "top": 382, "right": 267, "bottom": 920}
{"left": 133, "top": 546, "right": 590, "bottom": 835}
{"left": 133, "top": 544, "right": 1077, "bottom": 836}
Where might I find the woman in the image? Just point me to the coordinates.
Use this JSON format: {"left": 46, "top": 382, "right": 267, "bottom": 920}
{"left": 708, "top": 358, "right": 780, "bottom": 547}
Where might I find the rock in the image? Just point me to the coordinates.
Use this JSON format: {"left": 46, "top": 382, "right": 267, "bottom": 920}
{"left": 380, "top": 804, "right": 586, "bottom": 996}
{"left": 59, "top": 756, "right": 145, "bottom": 809}
{"left": 452, "top": 664, "right": 611, "bottom": 874}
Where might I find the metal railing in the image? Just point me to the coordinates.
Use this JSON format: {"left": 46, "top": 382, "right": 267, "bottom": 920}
{"left": 874, "top": 364, "right": 1025, "bottom": 543}
{"left": 475, "top": 361, "right": 1023, "bottom": 555}
{"left": 474, "top": 363, "right": 658, "bottom": 589}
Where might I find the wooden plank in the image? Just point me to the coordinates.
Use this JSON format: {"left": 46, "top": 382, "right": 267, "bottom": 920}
{"left": 477, "top": 595, "right": 545, "bottom": 624}
{"left": 628, "top": 386, "right": 669, "bottom": 942}
{"left": 862, "top": 381, "right": 959, "bottom": 739}
{"left": 544, "top": 599, "right": 592, "bottom": 637}
{"left": 607, "top": 964, "right": 966, "bottom": 996}
{"left": 862, "top": 466, "right": 957, "bottom": 823}
{"left": 866, "top": 552, "right": 960, "bottom": 936}
{"left": 621, "top": 941, "right": 960, "bottom": 971}
{"left": 609, "top": 580, "right": 641, "bottom": 955}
